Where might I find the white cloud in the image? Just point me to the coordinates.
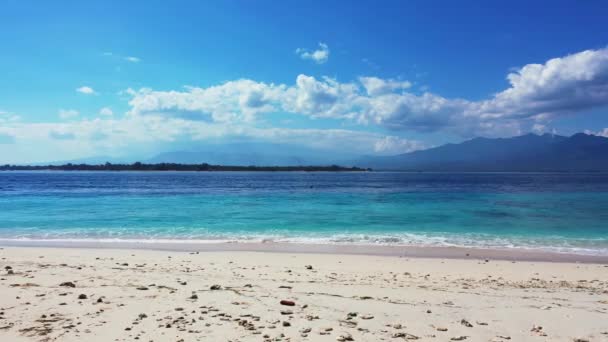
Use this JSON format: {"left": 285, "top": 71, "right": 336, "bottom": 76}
{"left": 102, "top": 52, "right": 141, "bottom": 63}
{"left": 4, "top": 47, "right": 608, "bottom": 163}
{"left": 58, "top": 109, "right": 79, "bottom": 120}
{"left": 76, "top": 86, "right": 95, "bottom": 95}
{"left": 296, "top": 42, "right": 330, "bottom": 64}
{"left": 126, "top": 45, "right": 608, "bottom": 137}
{"left": 99, "top": 107, "right": 114, "bottom": 116}
{"left": 585, "top": 128, "right": 608, "bottom": 137}
{"left": 475, "top": 47, "right": 608, "bottom": 121}
{"left": 374, "top": 136, "right": 424, "bottom": 154}
{"left": 359, "top": 76, "right": 412, "bottom": 96}
{"left": 0, "top": 110, "right": 20, "bottom": 123}
{"left": 532, "top": 123, "right": 547, "bottom": 134}
{"left": 0, "top": 115, "right": 424, "bottom": 163}
{"left": 127, "top": 79, "right": 286, "bottom": 123}
{"left": 124, "top": 56, "right": 141, "bottom": 63}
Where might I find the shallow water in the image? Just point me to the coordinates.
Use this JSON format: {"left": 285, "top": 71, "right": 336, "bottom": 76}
{"left": 1, "top": 171, "right": 608, "bottom": 255}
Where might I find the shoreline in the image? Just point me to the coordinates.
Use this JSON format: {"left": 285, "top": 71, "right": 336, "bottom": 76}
{"left": 2, "top": 239, "right": 607, "bottom": 264}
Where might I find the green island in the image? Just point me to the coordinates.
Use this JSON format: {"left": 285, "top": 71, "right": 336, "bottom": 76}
{"left": 0, "top": 162, "right": 370, "bottom": 172}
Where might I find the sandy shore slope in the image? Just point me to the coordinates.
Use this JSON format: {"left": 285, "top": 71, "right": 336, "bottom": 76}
{"left": 0, "top": 247, "right": 607, "bottom": 341}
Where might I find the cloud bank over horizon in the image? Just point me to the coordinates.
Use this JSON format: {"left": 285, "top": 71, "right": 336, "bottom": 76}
{"left": 1, "top": 47, "right": 608, "bottom": 163}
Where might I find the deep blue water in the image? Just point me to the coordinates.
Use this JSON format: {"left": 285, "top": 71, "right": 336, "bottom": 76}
{"left": 1, "top": 171, "right": 608, "bottom": 254}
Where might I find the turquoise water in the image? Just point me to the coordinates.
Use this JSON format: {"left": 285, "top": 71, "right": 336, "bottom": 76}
{"left": 1, "top": 171, "right": 608, "bottom": 255}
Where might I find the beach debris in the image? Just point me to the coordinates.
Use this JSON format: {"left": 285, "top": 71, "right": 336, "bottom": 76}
{"left": 0, "top": 323, "right": 14, "bottom": 330}
{"left": 280, "top": 300, "right": 296, "bottom": 306}
{"left": 573, "top": 339, "right": 589, "bottom": 342}
{"left": 392, "top": 332, "right": 419, "bottom": 339}
{"left": 282, "top": 321, "right": 291, "bottom": 327}
{"left": 210, "top": 284, "right": 222, "bottom": 290}
{"left": 476, "top": 321, "right": 488, "bottom": 325}
{"left": 361, "top": 314, "right": 374, "bottom": 320}
{"left": 136, "top": 286, "right": 149, "bottom": 290}
{"left": 280, "top": 310, "right": 293, "bottom": 315}
{"left": 189, "top": 294, "right": 198, "bottom": 300}
{"left": 78, "top": 294, "right": 87, "bottom": 300}
{"left": 531, "top": 325, "right": 547, "bottom": 336}
{"left": 238, "top": 319, "right": 255, "bottom": 331}
{"left": 337, "top": 332, "right": 354, "bottom": 341}
{"left": 59, "top": 281, "right": 76, "bottom": 288}
{"left": 339, "top": 320, "right": 358, "bottom": 328}
{"left": 451, "top": 336, "right": 467, "bottom": 341}
{"left": 460, "top": 319, "right": 473, "bottom": 327}
{"left": 305, "top": 265, "right": 313, "bottom": 270}
{"left": 347, "top": 312, "right": 358, "bottom": 319}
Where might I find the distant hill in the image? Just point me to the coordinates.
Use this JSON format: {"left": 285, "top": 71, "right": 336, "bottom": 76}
{"left": 145, "top": 142, "right": 357, "bottom": 166}
{"left": 357, "top": 133, "right": 608, "bottom": 171}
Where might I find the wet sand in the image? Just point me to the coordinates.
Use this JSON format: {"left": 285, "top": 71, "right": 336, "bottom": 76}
{"left": 2, "top": 239, "right": 608, "bottom": 263}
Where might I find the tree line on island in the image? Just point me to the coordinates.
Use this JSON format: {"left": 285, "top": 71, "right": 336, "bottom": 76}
{"left": 0, "top": 162, "right": 370, "bottom": 172}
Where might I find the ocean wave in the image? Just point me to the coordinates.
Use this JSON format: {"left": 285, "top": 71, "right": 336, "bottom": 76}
{"left": 1, "top": 231, "right": 607, "bottom": 256}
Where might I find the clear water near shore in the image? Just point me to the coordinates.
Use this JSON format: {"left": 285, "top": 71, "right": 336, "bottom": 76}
{"left": 1, "top": 171, "right": 608, "bottom": 255}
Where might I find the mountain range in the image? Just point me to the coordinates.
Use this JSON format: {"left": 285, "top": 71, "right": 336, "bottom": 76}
{"left": 39, "top": 133, "right": 608, "bottom": 172}
{"left": 357, "top": 133, "right": 608, "bottom": 171}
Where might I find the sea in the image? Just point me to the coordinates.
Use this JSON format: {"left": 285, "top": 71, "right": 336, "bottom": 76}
{"left": 1, "top": 171, "right": 608, "bottom": 255}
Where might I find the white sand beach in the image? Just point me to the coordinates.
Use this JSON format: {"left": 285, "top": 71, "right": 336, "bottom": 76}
{"left": 0, "top": 246, "right": 607, "bottom": 341}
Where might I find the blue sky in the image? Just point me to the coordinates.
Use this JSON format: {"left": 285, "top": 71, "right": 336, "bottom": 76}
{"left": 1, "top": 0, "right": 607, "bottom": 163}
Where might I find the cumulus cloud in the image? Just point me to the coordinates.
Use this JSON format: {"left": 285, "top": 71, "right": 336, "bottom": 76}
{"left": 475, "top": 47, "right": 608, "bottom": 120}
{"left": 127, "top": 47, "right": 608, "bottom": 138}
{"left": 296, "top": 42, "right": 330, "bottom": 64}
{"left": 127, "top": 79, "right": 287, "bottom": 123}
{"left": 585, "top": 128, "right": 608, "bottom": 137}
{"left": 99, "top": 107, "right": 114, "bottom": 116}
{"left": 58, "top": 109, "right": 79, "bottom": 120}
{"left": 4, "top": 47, "right": 608, "bottom": 163}
{"left": 76, "top": 86, "right": 96, "bottom": 95}
{"left": 359, "top": 76, "right": 412, "bottom": 96}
